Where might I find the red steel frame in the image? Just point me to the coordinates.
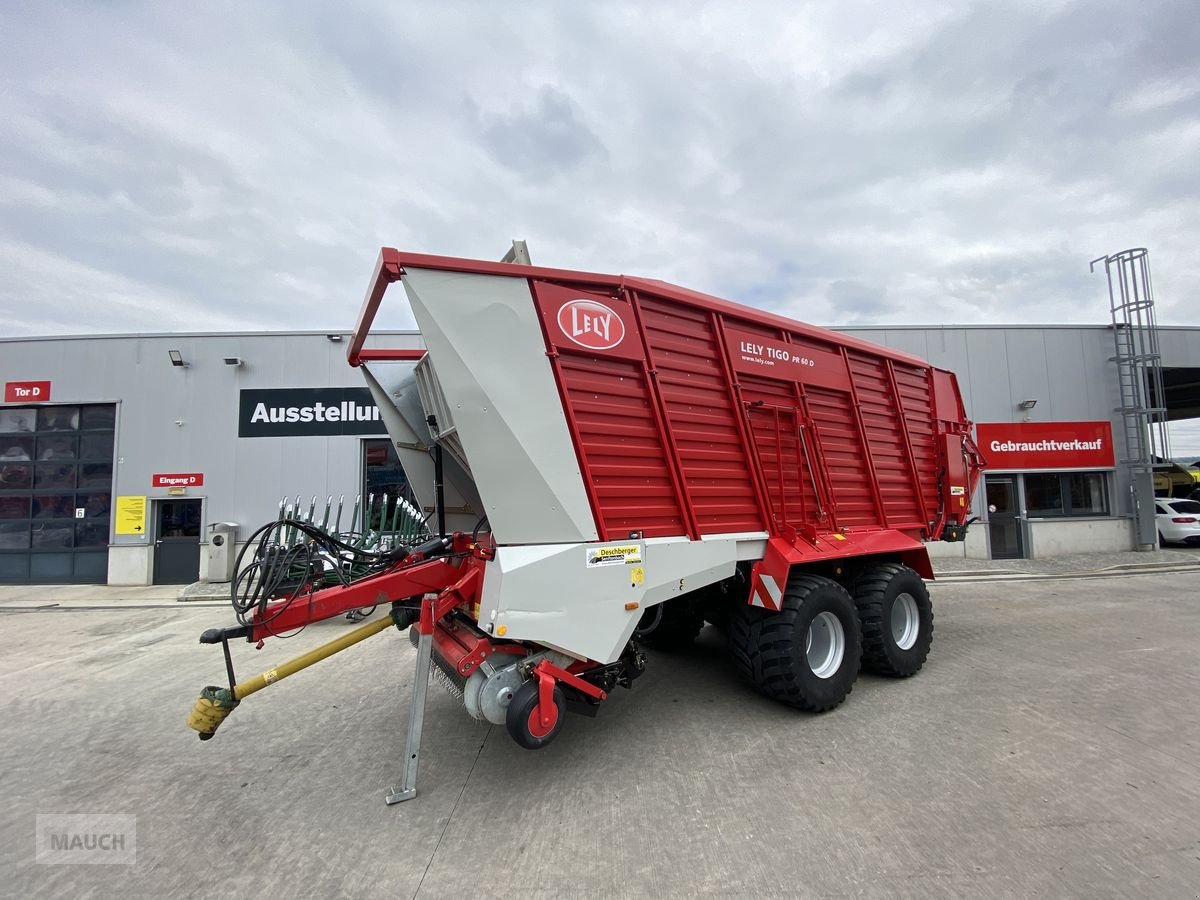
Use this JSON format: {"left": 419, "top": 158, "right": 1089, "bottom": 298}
{"left": 247, "top": 536, "right": 484, "bottom": 641}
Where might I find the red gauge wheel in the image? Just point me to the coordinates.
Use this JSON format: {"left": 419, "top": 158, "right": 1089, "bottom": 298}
{"left": 506, "top": 679, "right": 565, "bottom": 750}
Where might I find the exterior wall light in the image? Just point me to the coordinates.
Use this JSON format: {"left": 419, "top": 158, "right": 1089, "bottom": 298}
{"left": 326, "top": 334, "right": 344, "bottom": 342}
{"left": 1018, "top": 399, "right": 1038, "bottom": 410}
{"left": 169, "top": 350, "right": 188, "bottom": 368}
{"left": 223, "top": 357, "right": 243, "bottom": 366}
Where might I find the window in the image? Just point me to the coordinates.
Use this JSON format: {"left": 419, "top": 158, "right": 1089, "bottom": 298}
{"left": 1067, "top": 472, "right": 1108, "bottom": 516}
{"left": 1024, "top": 474, "right": 1063, "bottom": 517}
{"left": 0, "top": 403, "right": 116, "bottom": 583}
{"left": 1023, "top": 471, "right": 1110, "bottom": 518}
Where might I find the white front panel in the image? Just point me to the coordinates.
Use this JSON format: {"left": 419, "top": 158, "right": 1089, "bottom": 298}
{"left": 402, "top": 269, "right": 599, "bottom": 544}
{"left": 479, "top": 537, "right": 741, "bottom": 663}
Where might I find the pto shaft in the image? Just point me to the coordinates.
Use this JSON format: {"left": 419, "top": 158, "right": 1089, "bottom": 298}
{"left": 187, "top": 614, "right": 396, "bottom": 740}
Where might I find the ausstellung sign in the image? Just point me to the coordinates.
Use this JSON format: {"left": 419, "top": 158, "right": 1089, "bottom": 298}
{"left": 238, "top": 388, "right": 387, "bottom": 437}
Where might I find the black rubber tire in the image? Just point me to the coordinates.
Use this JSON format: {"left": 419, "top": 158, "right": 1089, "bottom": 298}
{"left": 505, "top": 680, "right": 565, "bottom": 750}
{"left": 635, "top": 599, "right": 704, "bottom": 651}
{"left": 728, "top": 574, "right": 862, "bottom": 712}
{"left": 850, "top": 564, "right": 933, "bottom": 677}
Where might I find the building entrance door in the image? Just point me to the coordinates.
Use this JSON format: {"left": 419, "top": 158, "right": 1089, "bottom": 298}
{"left": 152, "top": 499, "right": 202, "bottom": 584}
{"left": 985, "top": 476, "right": 1024, "bottom": 559}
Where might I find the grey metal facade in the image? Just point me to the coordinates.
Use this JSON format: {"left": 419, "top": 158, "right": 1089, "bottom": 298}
{"left": 3, "top": 323, "right": 1198, "bottom": 584}
{"left": 840, "top": 325, "right": 1198, "bottom": 434}
{"left": 1, "top": 331, "right": 422, "bottom": 584}
{"left": 840, "top": 324, "right": 1200, "bottom": 559}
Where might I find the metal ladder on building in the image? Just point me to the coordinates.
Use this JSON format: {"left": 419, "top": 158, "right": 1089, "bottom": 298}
{"left": 1090, "top": 248, "right": 1169, "bottom": 549}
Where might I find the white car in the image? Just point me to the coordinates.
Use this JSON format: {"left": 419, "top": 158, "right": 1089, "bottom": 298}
{"left": 1154, "top": 499, "right": 1200, "bottom": 546}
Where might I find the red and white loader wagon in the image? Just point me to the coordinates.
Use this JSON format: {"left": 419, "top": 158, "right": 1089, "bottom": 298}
{"left": 187, "top": 250, "right": 985, "bottom": 803}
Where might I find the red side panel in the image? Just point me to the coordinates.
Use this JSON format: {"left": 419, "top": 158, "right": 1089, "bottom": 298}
{"left": 534, "top": 283, "right": 687, "bottom": 539}
{"left": 930, "top": 369, "right": 985, "bottom": 528}
{"left": 941, "top": 433, "right": 970, "bottom": 515}
{"left": 893, "top": 363, "right": 941, "bottom": 528}
{"left": 737, "top": 373, "right": 827, "bottom": 532}
{"left": 931, "top": 368, "right": 966, "bottom": 423}
{"left": 846, "top": 352, "right": 924, "bottom": 530}
{"left": 527, "top": 272, "right": 976, "bottom": 546}
{"left": 805, "top": 385, "right": 877, "bottom": 527}
{"left": 637, "top": 296, "right": 765, "bottom": 535}
{"left": 556, "top": 354, "right": 688, "bottom": 538}
{"left": 724, "top": 327, "right": 852, "bottom": 391}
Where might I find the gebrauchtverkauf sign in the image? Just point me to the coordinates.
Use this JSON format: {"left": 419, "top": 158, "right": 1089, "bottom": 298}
{"left": 975, "top": 421, "right": 1116, "bottom": 470}
{"left": 238, "top": 388, "right": 388, "bottom": 438}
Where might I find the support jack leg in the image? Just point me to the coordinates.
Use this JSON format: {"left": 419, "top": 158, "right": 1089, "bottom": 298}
{"left": 385, "top": 625, "right": 433, "bottom": 805}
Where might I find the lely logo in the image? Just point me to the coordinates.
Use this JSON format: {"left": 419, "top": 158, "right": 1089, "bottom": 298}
{"left": 557, "top": 299, "right": 625, "bottom": 351}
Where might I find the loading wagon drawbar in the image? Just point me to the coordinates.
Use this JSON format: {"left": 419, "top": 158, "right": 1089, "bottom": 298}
{"left": 187, "top": 249, "right": 985, "bottom": 803}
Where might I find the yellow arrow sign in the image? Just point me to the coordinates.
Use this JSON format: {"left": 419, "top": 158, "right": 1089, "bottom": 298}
{"left": 115, "top": 496, "right": 147, "bottom": 535}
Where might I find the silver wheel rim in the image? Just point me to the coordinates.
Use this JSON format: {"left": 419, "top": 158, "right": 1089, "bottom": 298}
{"left": 805, "top": 611, "right": 845, "bottom": 679}
{"left": 892, "top": 593, "right": 920, "bottom": 651}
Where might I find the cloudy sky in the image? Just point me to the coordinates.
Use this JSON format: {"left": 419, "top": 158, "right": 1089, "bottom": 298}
{"left": 2, "top": 1, "right": 1198, "bottom": 446}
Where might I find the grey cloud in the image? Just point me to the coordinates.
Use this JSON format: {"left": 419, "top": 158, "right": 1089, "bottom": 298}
{"left": 826, "top": 280, "right": 890, "bottom": 321}
{"left": 477, "top": 87, "right": 609, "bottom": 179}
{"left": 0, "top": 0, "right": 1197, "bottom": 346}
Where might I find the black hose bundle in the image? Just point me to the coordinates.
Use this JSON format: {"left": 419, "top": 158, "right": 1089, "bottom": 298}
{"left": 230, "top": 519, "right": 411, "bottom": 634}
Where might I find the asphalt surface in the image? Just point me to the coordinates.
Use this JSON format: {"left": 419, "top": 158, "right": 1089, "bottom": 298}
{"left": 1, "top": 570, "right": 1198, "bottom": 898}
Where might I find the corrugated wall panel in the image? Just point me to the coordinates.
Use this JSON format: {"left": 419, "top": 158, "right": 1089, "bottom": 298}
{"left": 557, "top": 353, "right": 686, "bottom": 538}
{"left": 638, "top": 298, "right": 765, "bottom": 535}
{"left": 533, "top": 276, "right": 964, "bottom": 545}
{"left": 847, "top": 352, "right": 924, "bottom": 528}
{"left": 805, "top": 385, "right": 879, "bottom": 528}
{"left": 893, "top": 363, "right": 940, "bottom": 523}
{"left": 737, "top": 373, "right": 821, "bottom": 530}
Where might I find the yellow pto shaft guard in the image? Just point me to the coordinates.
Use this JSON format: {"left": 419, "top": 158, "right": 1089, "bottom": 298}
{"left": 186, "top": 614, "right": 397, "bottom": 740}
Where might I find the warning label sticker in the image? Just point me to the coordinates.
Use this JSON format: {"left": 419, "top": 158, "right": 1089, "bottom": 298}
{"left": 586, "top": 544, "right": 643, "bottom": 567}
{"left": 950, "top": 486, "right": 966, "bottom": 496}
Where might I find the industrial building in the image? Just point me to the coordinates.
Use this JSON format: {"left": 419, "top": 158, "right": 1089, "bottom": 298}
{"left": 2, "top": 320, "right": 1198, "bottom": 586}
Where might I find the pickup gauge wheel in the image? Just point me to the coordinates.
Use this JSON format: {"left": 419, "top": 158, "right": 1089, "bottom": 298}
{"left": 506, "top": 680, "right": 565, "bottom": 750}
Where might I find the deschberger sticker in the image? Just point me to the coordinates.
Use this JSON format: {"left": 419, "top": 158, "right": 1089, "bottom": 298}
{"left": 586, "top": 544, "right": 643, "bottom": 567}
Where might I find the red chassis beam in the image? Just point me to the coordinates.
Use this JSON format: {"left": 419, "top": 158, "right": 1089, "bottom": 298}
{"left": 248, "top": 555, "right": 476, "bottom": 641}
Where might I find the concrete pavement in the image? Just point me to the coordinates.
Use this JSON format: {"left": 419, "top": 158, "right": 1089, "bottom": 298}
{"left": 1, "top": 570, "right": 1198, "bottom": 897}
{"left": 1, "top": 546, "right": 1197, "bottom": 611}
{"left": 932, "top": 546, "right": 1200, "bottom": 580}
